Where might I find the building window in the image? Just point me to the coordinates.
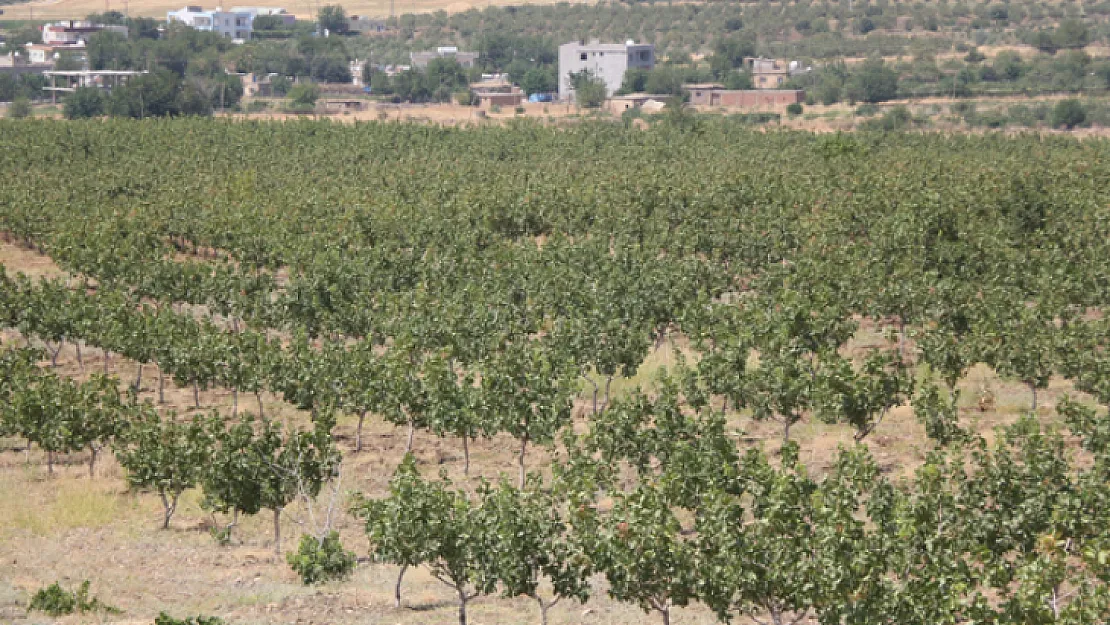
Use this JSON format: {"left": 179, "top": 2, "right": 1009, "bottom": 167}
{"left": 580, "top": 52, "right": 587, "bottom": 61}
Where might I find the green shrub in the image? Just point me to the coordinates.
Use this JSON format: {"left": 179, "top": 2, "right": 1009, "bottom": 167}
{"left": 288, "top": 83, "right": 320, "bottom": 108}
{"left": 8, "top": 97, "right": 31, "bottom": 119}
{"left": 154, "top": 613, "right": 226, "bottom": 625}
{"left": 854, "top": 103, "right": 880, "bottom": 117}
{"left": 28, "top": 580, "right": 118, "bottom": 616}
{"left": 287, "top": 531, "right": 357, "bottom": 585}
{"left": 64, "top": 87, "right": 106, "bottom": 119}
{"left": 515, "top": 105, "right": 525, "bottom": 115}
{"left": 490, "top": 104, "right": 502, "bottom": 114}
{"left": 785, "top": 102, "right": 803, "bottom": 116}
{"left": 1051, "top": 98, "right": 1087, "bottom": 129}
{"left": 455, "top": 90, "right": 476, "bottom": 106}
{"left": 860, "top": 105, "right": 914, "bottom": 131}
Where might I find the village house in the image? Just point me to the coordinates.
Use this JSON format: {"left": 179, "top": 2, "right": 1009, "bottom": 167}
{"left": 558, "top": 39, "right": 654, "bottom": 100}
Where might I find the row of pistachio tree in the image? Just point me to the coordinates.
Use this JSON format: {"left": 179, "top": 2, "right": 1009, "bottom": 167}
{"left": 353, "top": 366, "right": 1110, "bottom": 625}
{"left": 3, "top": 260, "right": 1099, "bottom": 479}
{"left": 0, "top": 345, "right": 338, "bottom": 550}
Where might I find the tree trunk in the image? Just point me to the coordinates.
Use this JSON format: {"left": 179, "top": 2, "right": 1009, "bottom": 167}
{"left": 134, "top": 362, "right": 143, "bottom": 391}
{"left": 457, "top": 589, "right": 468, "bottom": 625}
{"left": 356, "top": 411, "right": 366, "bottom": 453}
{"left": 518, "top": 433, "right": 528, "bottom": 488}
{"left": 770, "top": 604, "right": 784, "bottom": 625}
{"left": 88, "top": 446, "right": 98, "bottom": 478}
{"left": 535, "top": 595, "right": 559, "bottom": 625}
{"left": 273, "top": 507, "right": 282, "bottom": 555}
{"left": 782, "top": 419, "right": 793, "bottom": 445}
{"left": 462, "top": 435, "right": 470, "bottom": 476}
{"left": 159, "top": 490, "right": 179, "bottom": 530}
{"left": 394, "top": 564, "right": 407, "bottom": 608}
{"left": 406, "top": 419, "right": 415, "bottom": 454}
{"left": 660, "top": 605, "right": 670, "bottom": 625}
{"left": 898, "top": 319, "right": 907, "bottom": 362}
{"left": 103, "top": 349, "right": 110, "bottom": 374}
{"left": 159, "top": 370, "right": 165, "bottom": 404}
{"left": 232, "top": 388, "right": 239, "bottom": 415}
{"left": 50, "top": 340, "right": 62, "bottom": 367}
{"left": 256, "top": 391, "right": 264, "bottom": 417}
{"left": 47, "top": 450, "right": 54, "bottom": 475}
{"left": 1030, "top": 383, "right": 1038, "bottom": 413}
{"left": 75, "top": 342, "right": 83, "bottom": 370}
{"left": 604, "top": 375, "right": 613, "bottom": 410}
{"left": 582, "top": 374, "right": 599, "bottom": 415}
{"left": 193, "top": 381, "right": 200, "bottom": 408}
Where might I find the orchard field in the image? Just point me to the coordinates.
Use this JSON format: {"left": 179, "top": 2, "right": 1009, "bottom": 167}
{"left": 3, "top": 118, "right": 1110, "bottom": 625}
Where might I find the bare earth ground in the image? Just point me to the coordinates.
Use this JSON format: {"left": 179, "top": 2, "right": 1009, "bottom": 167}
{"left": 0, "top": 217, "right": 1081, "bottom": 624}
{"left": 219, "top": 93, "right": 1110, "bottom": 139}
{"left": 10, "top": 0, "right": 593, "bottom": 23}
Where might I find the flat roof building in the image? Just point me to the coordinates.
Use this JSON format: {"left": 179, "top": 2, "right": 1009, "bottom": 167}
{"left": 168, "top": 6, "right": 253, "bottom": 41}
{"left": 558, "top": 39, "right": 654, "bottom": 101}
{"left": 42, "top": 21, "right": 128, "bottom": 45}
{"left": 411, "top": 46, "right": 478, "bottom": 69}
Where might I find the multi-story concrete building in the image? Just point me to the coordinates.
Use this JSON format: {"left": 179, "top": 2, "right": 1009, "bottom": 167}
{"left": 745, "top": 57, "right": 790, "bottom": 89}
{"left": 558, "top": 39, "right": 654, "bottom": 101}
{"left": 167, "top": 6, "right": 253, "bottom": 40}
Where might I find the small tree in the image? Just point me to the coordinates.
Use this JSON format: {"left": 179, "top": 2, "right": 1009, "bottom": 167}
{"left": 287, "top": 531, "right": 356, "bottom": 584}
{"left": 10, "top": 373, "right": 123, "bottom": 476}
{"left": 288, "top": 83, "right": 320, "bottom": 109}
{"left": 476, "top": 478, "right": 592, "bottom": 625}
{"left": 481, "top": 340, "right": 575, "bottom": 487}
{"left": 202, "top": 414, "right": 339, "bottom": 552}
{"left": 590, "top": 483, "right": 699, "bottom": 625}
{"left": 1051, "top": 98, "right": 1086, "bottom": 130}
{"left": 569, "top": 70, "right": 607, "bottom": 109}
{"left": 317, "top": 4, "right": 348, "bottom": 34}
{"left": 114, "top": 407, "right": 215, "bottom": 529}
{"left": 8, "top": 97, "right": 31, "bottom": 119}
{"left": 353, "top": 455, "right": 496, "bottom": 621}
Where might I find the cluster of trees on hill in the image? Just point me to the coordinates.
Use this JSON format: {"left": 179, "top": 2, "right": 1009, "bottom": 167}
{"left": 348, "top": 0, "right": 1109, "bottom": 65}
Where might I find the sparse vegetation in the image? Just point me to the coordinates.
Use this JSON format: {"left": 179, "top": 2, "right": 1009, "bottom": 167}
{"left": 27, "top": 580, "right": 118, "bottom": 616}
{"left": 287, "top": 531, "right": 357, "bottom": 585}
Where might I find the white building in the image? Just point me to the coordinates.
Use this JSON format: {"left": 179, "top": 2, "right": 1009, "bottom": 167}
{"left": 558, "top": 39, "right": 655, "bottom": 101}
{"left": 167, "top": 6, "right": 253, "bottom": 40}
{"left": 26, "top": 42, "right": 87, "bottom": 65}
{"left": 42, "top": 21, "right": 128, "bottom": 45}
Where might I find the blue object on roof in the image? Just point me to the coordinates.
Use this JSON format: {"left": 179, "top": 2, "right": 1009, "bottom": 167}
{"left": 528, "top": 92, "right": 553, "bottom": 103}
